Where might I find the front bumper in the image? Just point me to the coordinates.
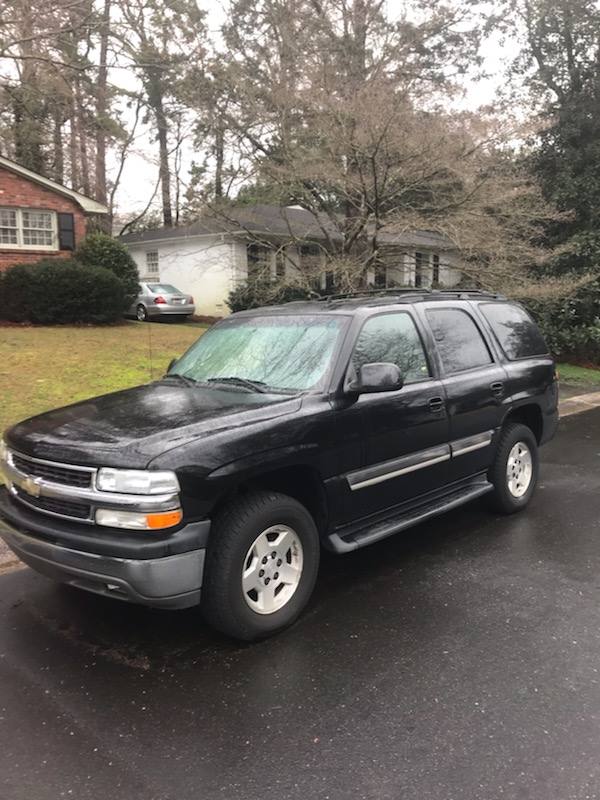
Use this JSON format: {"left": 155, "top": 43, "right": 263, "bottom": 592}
{"left": 0, "top": 489, "right": 209, "bottom": 609}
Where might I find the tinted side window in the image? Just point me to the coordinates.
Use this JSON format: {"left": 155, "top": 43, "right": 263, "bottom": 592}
{"left": 352, "top": 313, "right": 430, "bottom": 383}
{"left": 480, "top": 303, "right": 548, "bottom": 360}
{"left": 426, "top": 308, "right": 492, "bottom": 373}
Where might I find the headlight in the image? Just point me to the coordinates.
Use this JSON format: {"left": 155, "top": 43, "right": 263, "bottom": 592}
{"left": 96, "top": 468, "right": 180, "bottom": 495}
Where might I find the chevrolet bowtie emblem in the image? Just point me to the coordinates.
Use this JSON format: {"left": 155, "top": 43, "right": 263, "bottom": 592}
{"left": 20, "top": 476, "right": 42, "bottom": 498}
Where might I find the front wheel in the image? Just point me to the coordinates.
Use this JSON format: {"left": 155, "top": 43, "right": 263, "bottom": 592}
{"left": 202, "top": 491, "right": 320, "bottom": 641}
{"left": 488, "top": 423, "right": 539, "bottom": 514}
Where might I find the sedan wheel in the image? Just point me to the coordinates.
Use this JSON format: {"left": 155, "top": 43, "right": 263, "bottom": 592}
{"left": 136, "top": 304, "right": 148, "bottom": 321}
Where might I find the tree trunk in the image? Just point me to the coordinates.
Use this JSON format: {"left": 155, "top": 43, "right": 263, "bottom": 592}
{"left": 95, "top": 0, "right": 110, "bottom": 206}
{"left": 214, "top": 118, "right": 224, "bottom": 199}
{"left": 53, "top": 106, "right": 64, "bottom": 183}
{"left": 75, "top": 78, "right": 91, "bottom": 196}
{"left": 148, "top": 76, "right": 173, "bottom": 227}
{"left": 69, "top": 98, "right": 80, "bottom": 190}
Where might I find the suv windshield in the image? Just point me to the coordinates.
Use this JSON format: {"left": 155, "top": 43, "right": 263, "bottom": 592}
{"left": 171, "top": 314, "right": 346, "bottom": 393}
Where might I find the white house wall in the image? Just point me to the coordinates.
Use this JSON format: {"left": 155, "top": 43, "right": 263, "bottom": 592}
{"left": 128, "top": 235, "right": 247, "bottom": 317}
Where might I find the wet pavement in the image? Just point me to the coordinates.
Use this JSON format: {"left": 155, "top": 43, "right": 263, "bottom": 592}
{"left": 1, "top": 409, "right": 600, "bottom": 800}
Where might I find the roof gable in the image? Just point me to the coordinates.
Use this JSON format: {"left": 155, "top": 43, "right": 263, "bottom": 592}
{"left": 0, "top": 155, "right": 108, "bottom": 215}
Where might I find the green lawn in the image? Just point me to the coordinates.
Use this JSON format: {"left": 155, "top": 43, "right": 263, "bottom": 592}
{"left": 557, "top": 362, "right": 600, "bottom": 387}
{"left": 0, "top": 321, "right": 207, "bottom": 435}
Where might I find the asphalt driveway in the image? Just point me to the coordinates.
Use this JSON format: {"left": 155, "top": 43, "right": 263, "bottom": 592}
{"left": 1, "top": 408, "right": 600, "bottom": 800}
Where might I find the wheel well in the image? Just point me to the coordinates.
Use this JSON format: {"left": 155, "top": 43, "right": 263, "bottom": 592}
{"left": 212, "top": 466, "right": 329, "bottom": 535}
{"left": 504, "top": 404, "right": 543, "bottom": 443}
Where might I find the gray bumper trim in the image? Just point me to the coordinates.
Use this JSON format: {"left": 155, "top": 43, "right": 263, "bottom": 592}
{"left": 0, "top": 523, "right": 204, "bottom": 609}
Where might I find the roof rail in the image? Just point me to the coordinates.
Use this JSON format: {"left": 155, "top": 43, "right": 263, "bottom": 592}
{"left": 317, "top": 288, "right": 505, "bottom": 302}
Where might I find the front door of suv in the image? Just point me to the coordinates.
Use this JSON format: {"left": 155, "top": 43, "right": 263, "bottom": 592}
{"left": 338, "top": 310, "right": 451, "bottom": 523}
{"left": 420, "top": 303, "right": 508, "bottom": 482}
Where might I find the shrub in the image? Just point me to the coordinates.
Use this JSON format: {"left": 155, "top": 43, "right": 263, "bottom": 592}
{"left": 227, "top": 279, "right": 316, "bottom": 313}
{"left": 517, "top": 282, "right": 600, "bottom": 363}
{"left": 76, "top": 232, "right": 139, "bottom": 303}
{"left": 0, "top": 259, "right": 127, "bottom": 324}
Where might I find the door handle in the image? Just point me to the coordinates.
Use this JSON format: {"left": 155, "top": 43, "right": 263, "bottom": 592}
{"left": 490, "top": 381, "right": 504, "bottom": 397}
{"left": 428, "top": 396, "right": 444, "bottom": 413}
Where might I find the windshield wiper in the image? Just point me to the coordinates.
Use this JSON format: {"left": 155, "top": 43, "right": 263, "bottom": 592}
{"left": 162, "top": 373, "right": 198, "bottom": 386}
{"left": 207, "top": 376, "right": 270, "bottom": 393}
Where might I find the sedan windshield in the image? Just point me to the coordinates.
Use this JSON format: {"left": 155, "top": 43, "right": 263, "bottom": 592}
{"left": 170, "top": 314, "right": 346, "bottom": 393}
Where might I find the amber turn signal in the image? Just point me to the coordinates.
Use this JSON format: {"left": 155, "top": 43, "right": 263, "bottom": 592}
{"left": 145, "top": 509, "right": 183, "bottom": 529}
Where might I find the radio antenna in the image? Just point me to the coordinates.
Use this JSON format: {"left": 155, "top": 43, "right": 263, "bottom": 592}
{"left": 147, "top": 320, "right": 154, "bottom": 381}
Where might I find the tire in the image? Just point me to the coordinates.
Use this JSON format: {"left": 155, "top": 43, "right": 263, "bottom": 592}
{"left": 136, "top": 304, "right": 148, "bottom": 322}
{"left": 488, "top": 422, "right": 539, "bottom": 514}
{"left": 202, "top": 491, "right": 320, "bottom": 641}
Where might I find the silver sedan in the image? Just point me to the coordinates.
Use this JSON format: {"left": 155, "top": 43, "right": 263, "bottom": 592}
{"left": 130, "top": 283, "right": 195, "bottom": 322}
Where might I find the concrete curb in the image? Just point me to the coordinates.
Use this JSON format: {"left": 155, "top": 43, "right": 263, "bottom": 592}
{"left": 559, "top": 390, "right": 600, "bottom": 418}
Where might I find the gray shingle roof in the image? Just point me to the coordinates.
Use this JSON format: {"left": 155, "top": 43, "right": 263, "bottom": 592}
{"left": 119, "top": 204, "right": 455, "bottom": 250}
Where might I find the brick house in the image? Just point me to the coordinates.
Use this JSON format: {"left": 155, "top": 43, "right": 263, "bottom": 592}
{"left": 0, "top": 155, "right": 108, "bottom": 270}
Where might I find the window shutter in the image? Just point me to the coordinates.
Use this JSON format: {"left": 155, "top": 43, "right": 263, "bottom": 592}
{"left": 58, "top": 213, "right": 75, "bottom": 251}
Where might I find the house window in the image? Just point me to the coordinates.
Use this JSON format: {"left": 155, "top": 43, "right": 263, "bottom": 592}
{"left": 146, "top": 251, "right": 159, "bottom": 275}
{"left": 0, "top": 208, "right": 57, "bottom": 250}
{"left": 299, "top": 243, "right": 320, "bottom": 258}
{"left": 139, "top": 250, "right": 160, "bottom": 280}
{"left": 373, "top": 263, "right": 387, "bottom": 288}
{"left": 22, "top": 211, "right": 54, "bottom": 246}
{"left": 432, "top": 253, "right": 440, "bottom": 285}
{"left": 0, "top": 209, "right": 18, "bottom": 245}
{"left": 415, "top": 252, "right": 424, "bottom": 288}
{"left": 275, "top": 250, "right": 286, "bottom": 279}
{"left": 247, "top": 243, "right": 271, "bottom": 280}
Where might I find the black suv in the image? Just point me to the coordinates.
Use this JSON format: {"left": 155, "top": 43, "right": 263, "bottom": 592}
{"left": 0, "top": 290, "right": 558, "bottom": 640}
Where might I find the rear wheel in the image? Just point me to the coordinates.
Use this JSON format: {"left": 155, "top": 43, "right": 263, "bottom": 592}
{"left": 202, "top": 491, "right": 320, "bottom": 641}
{"left": 488, "top": 423, "right": 539, "bottom": 514}
{"left": 136, "top": 304, "right": 148, "bottom": 322}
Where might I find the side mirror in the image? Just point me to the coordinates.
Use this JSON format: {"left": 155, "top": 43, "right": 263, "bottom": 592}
{"left": 346, "top": 362, "right": 404, "bottom": 395}
{"left": 167, "top": 357, "right": 178, "bottom": 373}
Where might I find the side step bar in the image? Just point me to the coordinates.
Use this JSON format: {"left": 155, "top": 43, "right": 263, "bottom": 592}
{"left": 326, "top": 481, "right": 493, "bottom": 554}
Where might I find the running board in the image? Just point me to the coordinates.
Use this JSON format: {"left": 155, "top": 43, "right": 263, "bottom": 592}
{"left": 326, "top": 481, "right": 494, "bottom": 553}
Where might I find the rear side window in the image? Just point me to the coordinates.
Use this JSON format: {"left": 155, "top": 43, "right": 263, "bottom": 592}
{"left": 426, "top": 308, "right": 492, "bottom": 374}
{"left": 480, "top": 303, "right": 548, "bottom": 360}
{"left": 352, "top": 312, "right": 430, "bottom": 383}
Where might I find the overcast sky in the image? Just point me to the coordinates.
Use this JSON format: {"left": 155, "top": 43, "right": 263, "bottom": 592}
{"left": 110, "top": 2, "right": 518, "bottom": 218}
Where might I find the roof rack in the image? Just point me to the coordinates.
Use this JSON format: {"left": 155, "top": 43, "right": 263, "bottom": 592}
{"left": 317, "top": 288, "right": 505, "bottom": 302}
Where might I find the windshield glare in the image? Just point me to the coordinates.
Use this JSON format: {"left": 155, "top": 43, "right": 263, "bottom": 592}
{"left": 171, "top": 314, "right": 345, "bottom": 392}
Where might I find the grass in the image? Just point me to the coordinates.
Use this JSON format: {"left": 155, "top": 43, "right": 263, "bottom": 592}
{"left": 557, "top": 362, "right": 600, "bottom": 387}
{"left": 0, "top": 320, "right": 207, "bottom": 435}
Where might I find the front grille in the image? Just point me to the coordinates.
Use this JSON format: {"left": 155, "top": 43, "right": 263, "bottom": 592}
{"left": 14, "top": 486, "right": 91, "bottom": 520}
{"left": 12, "top": 454, "right": 92, "bottom": 488}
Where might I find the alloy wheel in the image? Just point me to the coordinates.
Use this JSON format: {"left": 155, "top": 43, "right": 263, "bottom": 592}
{"left": 506, "top": 441, "right": 533, "bottom": 498}
{"left": 241, "top": 525, "right": 304, "bottom": 615}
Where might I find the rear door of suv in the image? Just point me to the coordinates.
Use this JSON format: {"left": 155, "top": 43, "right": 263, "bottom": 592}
{"left": 418, "top": 300, "right": 508, "bottom": 482}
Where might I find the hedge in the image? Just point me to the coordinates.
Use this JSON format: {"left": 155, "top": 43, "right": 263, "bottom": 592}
{"left": 0, "top": 259, "right": 129, "bottom": 324}
{"left": 227, "top": 279, "right": 316, "bottom": 312}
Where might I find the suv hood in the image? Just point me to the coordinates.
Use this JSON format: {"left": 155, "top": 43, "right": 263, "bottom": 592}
{"left": 5, "top": 381, "right": 302, "bottom": 468}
